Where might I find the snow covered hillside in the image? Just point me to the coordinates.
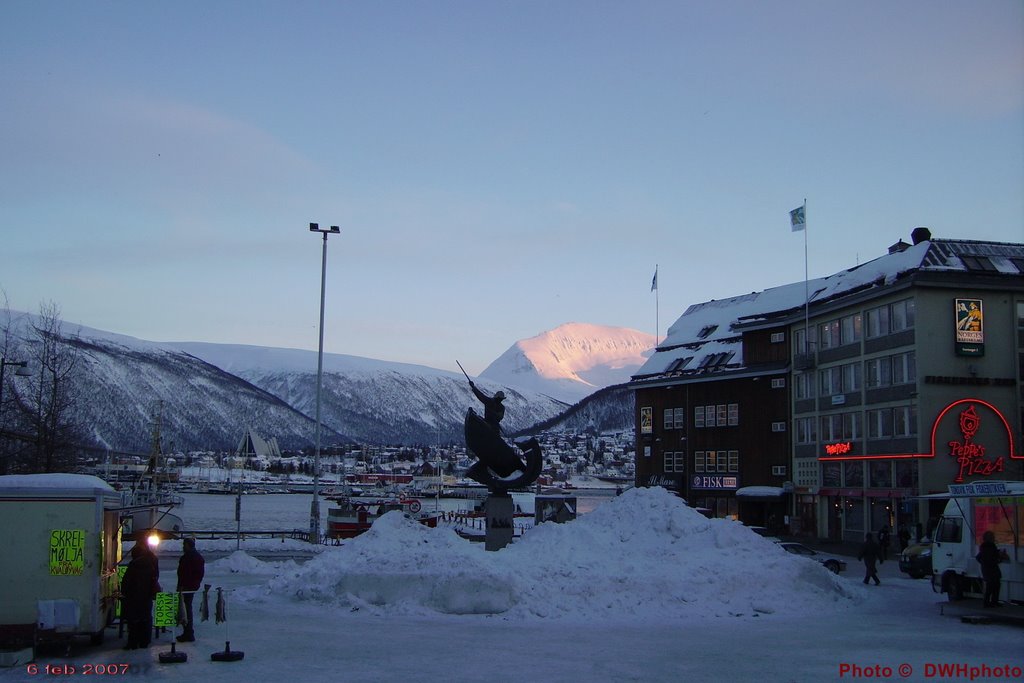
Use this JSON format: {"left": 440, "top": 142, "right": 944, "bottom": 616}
{"left": 171, "top": 342, "right": 569, "bottom": 445}
{"left": 479, "top": 323, "right": 655, "bottom": 403}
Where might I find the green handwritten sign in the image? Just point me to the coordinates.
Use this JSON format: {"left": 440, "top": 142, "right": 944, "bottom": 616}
{"left": 49, "top": 529, "right": 85, "bottom": 576}
{"left": 154, "top": 592, "right": 179, "bottom": 627}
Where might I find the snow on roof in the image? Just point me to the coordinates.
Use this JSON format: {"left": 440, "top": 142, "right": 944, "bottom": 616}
{"left": 248, "top": 486, "right": 858, "bottom": 620}
{"left": 0, "top": 473, "right": 115, "bottom": 492}
{"left": 635, "top": 238, "right": 1024, "bottom": 379}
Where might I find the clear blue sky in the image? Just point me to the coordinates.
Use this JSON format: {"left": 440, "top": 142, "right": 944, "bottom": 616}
{"left": 2, "top": 1, "right": 1022, "bottom": 375}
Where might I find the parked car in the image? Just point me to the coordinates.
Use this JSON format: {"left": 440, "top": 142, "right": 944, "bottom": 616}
{"left": 779, "top": 542, "right": 847, "bottom": 574}
{"left": 898, "top": 541, "right": 932, "bottom": 579}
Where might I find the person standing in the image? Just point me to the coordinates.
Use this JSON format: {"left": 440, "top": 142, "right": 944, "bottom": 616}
{"left": 976, "top": 531, "right": 1006, "bottom": 608}
{"left": 858, "top": 533, "right": 882, "bottom": 586}
{"left": 176, "top": 537, "right": 205, "bottom": 642}
{"left": 877, "top": 525, "right": 891, "bottom": 562}
{"left": 121, "top": 543, "right": 159, "bottom": 649}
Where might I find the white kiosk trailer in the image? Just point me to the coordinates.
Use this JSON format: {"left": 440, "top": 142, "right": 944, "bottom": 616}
{"left": 931, "top": 480, "right": 1023, "bottom": 604}
{"left": 0, "top": 474, "right": 122, "bottom": 648}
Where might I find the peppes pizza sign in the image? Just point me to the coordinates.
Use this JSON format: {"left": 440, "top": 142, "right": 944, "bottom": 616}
{"left": 938, "top": 400, "right": 1012, "bottom": 483}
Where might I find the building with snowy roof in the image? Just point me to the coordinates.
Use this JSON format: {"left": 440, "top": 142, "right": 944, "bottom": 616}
{"left": 631, "top": 228, "right": 1024, "bottom": 541}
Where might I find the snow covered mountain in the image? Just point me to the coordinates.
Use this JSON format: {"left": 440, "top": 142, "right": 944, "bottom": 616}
{"left": 172, "top": 342, "right": 569, "bottom": 446}
{"left": 479, "top": 323, "right": 656, "bottom": 403}
{"left": 2, "top": 315, "right": 331, "bottom": 454}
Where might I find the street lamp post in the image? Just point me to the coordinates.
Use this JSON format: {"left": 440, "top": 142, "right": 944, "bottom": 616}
{"left": 308, "top": 222, "right": 341, "bottom": 545}
{"left": 0, "top": 357, "right": 31, "bottom": 409}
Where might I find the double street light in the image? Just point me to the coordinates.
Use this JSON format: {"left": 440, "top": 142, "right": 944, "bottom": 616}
{"left": 0, "top": 357, "right": 32, "bottom": 409}
{"left": 308, "top": 222, "right": 341, "bottom": 545}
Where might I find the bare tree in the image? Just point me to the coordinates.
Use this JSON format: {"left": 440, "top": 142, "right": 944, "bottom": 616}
{"left": 17, "top": 302, "right": 87, "bottom": 472}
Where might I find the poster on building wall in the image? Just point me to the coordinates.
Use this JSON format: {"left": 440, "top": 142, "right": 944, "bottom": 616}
{"left": 49, "top": 529, "right": 86, "bottom": 576}
{"left": 640, "top": 407, "right": 652, "bottom": 434}
{"left": 954, "top": 298, "right": 984, "bottom": 356}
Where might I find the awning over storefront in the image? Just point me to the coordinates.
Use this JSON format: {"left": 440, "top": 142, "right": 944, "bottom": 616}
{"left": 735, "top": 486, "right": 786, "bottom": 501}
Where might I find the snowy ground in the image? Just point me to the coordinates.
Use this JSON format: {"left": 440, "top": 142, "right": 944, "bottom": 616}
{"left": 3, "top": 488, "right": 1022, "bottom": 682}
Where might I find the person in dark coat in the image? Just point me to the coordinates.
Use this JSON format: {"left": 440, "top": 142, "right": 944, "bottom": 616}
{"left": 857, "top": 532, "right": 881, "bottom": 585}
{"left": 898, "top": 526, "right": 911, "bottom": 552}
{"left": 877, "top": 525, "right": 891, "bottom": 562}
{"left": 121, "top": 543, "right": 160, "bottom": 649}
{"left": 176, "top": 537, "right": 205, "bottom": 642}
{"left": 469, "top": 381, "right": 505, "bottom": 435}
{"left": 976, "top": 530, "right": 1006, "bottom": 607}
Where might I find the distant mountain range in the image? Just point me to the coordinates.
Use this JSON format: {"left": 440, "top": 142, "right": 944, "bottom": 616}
{"left": 2, "top": 314, "right": 646, "bottom": 452}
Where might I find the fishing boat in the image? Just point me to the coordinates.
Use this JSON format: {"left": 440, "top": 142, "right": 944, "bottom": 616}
{"left": 326, "top": 496, "right": 439, "bottom": 539}
{"left": 119, "top": 403, "right": 185, "bottom": 541}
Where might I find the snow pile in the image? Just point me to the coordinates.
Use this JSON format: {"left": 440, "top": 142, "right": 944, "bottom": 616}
{"left": 248, "top": 487, "right": 860, "bottom": 621}
{"left": 209, "top": 550, "right": 300, "bottom": 576}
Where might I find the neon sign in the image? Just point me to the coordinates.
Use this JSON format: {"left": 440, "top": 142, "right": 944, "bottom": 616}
{"left": 816, "top": 398, "right": 1019, "bottom": 467}
{"left": 824, "top": 442, "right": 853, "bottom": 456}
{"left": 949, "top": 404, "right": 1004, "bottom": 483}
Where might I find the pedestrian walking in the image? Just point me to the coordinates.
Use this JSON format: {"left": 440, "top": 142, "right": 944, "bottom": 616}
{"left": 857, "top": 533, "right": 881, "bottom": 586}
{"left": 176, "top": 537, "right": 205, "bottom": 642}
{"left": 976, "top": 530, "right": 1007, "bottom": 608}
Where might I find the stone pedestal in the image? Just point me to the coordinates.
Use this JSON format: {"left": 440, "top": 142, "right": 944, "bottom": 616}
{"left": 484, "top": 492, "right": 515, "bottom": 551}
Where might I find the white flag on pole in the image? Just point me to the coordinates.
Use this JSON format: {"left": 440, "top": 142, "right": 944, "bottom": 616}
{"left": 790, "top": 204, "right": 806, "bottom": 232}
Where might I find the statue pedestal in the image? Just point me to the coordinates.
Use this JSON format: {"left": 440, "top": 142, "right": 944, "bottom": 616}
{"left": 484, "top": 492, "right": 514, "bottom": 551}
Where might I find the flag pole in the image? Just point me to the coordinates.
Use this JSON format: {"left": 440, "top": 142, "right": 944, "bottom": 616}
{"left": 802, "top": 200, "right": 809, "bottom": 353}
{"left": 653, "top": 264, "right": 660, "bottom": 346}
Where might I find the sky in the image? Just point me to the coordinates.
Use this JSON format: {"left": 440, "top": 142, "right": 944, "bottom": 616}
{"left": 9, "top": 484, "right": 1023, "bottom": 682}
{"left": 2, "top": 1, "right": 1022, "bottom": 376}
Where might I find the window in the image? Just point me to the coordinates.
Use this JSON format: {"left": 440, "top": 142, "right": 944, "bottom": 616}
{"left": 820, "top": 414, "right": 843, "bottom": 441}
{"left": 935, "top": 517, "right": 962, "bottom": 543}
{"left": 796, "top": 417, "right": 817, "bottom": 444}
{"left": 771, "top": 465, "right": 787, "bottom": 476}
{"left": 892, "top": 351, "right": 916, "bottom": 385}
{"left": 795, "top": 372, "right": 815, "bottom": 400}
{"left": 961, "top": 255, "right": 997, "bottom": 272}
{"left": 727, "top": 450, "right": 739, "bottom": 473}
{"left": 821, "top": 362, "right": 861, "bottom": 395}
{"left": 694, "top": 404, "right": 739, "bottom": 428}
{"left": 841, "top": 313, "right": 862, "bottom": 345}
{"left": 770, "top": 332, "right": 785, "bottom": 343}
{"left": 867, "top": 408, "right": 893, "bottom": 438}
{"left": 771, "top": 421, "right": 786, "bottom": 432}
{"left": 706, "top": 450, "right": 718, "bottom": 472}
{"left": 866, "top": 352, "right": 915, "bottom": 388}
{"left": 663, "top": 408, "right": 685, "bottom": 430}
{"left": 697, "top": 325, "right": 718, "bottom": 339}
{"left": 694, "top": 451, "right": 704, "bottom": 473}
{"left": 771, "top": 378, "right": 786, "bottom": 389}
{"left": 893, "top": 405, "right": 917, "bottom": 437}
{"left": 843, "top": 412, "right": 862, "bottom": 440}
{"left": 819, "top": 320, "right": 841, "bottom": 350}
{"left": 866, "top": 299, "right": 915, "bottom": 337}
{"left": 794, "top": 326, "right": 817, "bottom": 354}
{"left": 664, "top": 452, "right": 686, "bottom": 473}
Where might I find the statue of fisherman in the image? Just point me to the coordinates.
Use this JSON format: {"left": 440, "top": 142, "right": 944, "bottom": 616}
{"left": 469, "top": 380, "right": 505, "bottom": 435}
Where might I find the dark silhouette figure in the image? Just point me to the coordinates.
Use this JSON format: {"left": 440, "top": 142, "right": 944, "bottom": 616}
{"left": 858, "top": 533, "right": 881, "bottom": 585}
{"left": 121, "top": 543, "right": 160, "bottom": 649}
{"left": 469, "top": 381, "right": 505, "bottom": 434}
{"left": 898, "top": 526, "right": 911, "bottom": 552}
{"left": 976, "top": 530, "right": 1006, "bottom": 608}
{"left": 877, "top": 525, "right": 891, "bottom": 562}
{"left": 176, "top": 537, "right": 205, "bottom": 642}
